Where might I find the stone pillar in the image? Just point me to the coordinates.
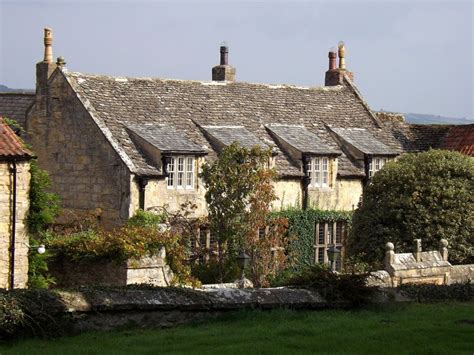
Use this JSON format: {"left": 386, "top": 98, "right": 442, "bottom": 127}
{"left": 384, "top": 242, "right": 395, "bottom": 268}
{"left": 414, "top": 239, "right": 422, "bottom": 262}
{"left": 439, "top": 239, "right": 449, "bottom": 261}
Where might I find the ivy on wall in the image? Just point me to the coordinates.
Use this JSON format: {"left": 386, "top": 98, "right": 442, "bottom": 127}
{"left": 273, "top": 208, "right": 352, "bottom": 270}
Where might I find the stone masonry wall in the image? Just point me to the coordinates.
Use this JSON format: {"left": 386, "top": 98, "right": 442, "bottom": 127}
{"left": 0, "top": 161, "right": 30, "bottom": 289}
{"left": 26, "top": 71, "right": 132, "bottom": 226}
{"left": 308, "top": 178, "right": 362, "bottom": 211}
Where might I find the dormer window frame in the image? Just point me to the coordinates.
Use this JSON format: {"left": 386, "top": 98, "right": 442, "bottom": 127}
{"left": 166, "top": 155, "right": 196, "bottom": 190}
{"left": 304, "top": 155, "right": 337, "bottom": 189}
{"left": 368, "top": 156, "right": 391, "bottom": 179}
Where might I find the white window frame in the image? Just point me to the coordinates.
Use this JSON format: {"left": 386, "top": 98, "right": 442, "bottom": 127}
{"left": 307, "top": 157, "right": 330, "bottom": 188}
{"left": 166, "top": 156, "right": 195, "bottom": 190}
{"left": 368, "top": 157, "right": 389, "bottom": 178}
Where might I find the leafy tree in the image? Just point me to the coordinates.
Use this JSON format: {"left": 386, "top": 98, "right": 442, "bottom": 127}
{"left": 200, "top": 143, "right": 290, "bottom": 285}
{"left": 348, "top": 150, "right": 474, "bottom": 266}
{"left": 27, "top": 160, "right": 60, "bottom": 288}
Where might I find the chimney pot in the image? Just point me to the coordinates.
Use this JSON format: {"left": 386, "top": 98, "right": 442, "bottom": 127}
{"left": 220, "top": 45, "right": 229, "bottom": 65}
{"left": 212, "top": 44, "right": 235, "bottom": 82}
{"left": 328, "top": 51, "right": 337, "bottom": 70}
{"left": 43, "top": 27, "right": 53, "bottom": 63}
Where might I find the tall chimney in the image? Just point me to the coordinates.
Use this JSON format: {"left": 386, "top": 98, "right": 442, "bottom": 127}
{"left": 212, "top": 44, "right": 236, "bottom": 82}
{"left": 325, "top": 41, "right": 354, "bottom": 86}
{"left": 36, "top": 27, "right": 57, "bottom": 105}
{"left": 43, "top": 28, "right": 53, "bottom": 63}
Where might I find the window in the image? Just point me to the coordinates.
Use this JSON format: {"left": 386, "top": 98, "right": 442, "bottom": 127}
{"left": 314, "top": 221, "right": 347, "bottom": 271}
{"left": 368, "top": 157, "right": 389, "bottom": 178}
{"left": 166, "top": 156, "right": 195, "bottom": 189}
{"left": 307, "top": 157, "right": 330, "bottom": 188}
{"left": 191, "top": 227, "right": 217, "bottom": 263}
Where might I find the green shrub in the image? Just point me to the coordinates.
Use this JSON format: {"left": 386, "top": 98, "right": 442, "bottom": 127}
{"left": 0, "top": 289, "right": 70, "bottom": 340}
{"left": 349, "top": 150, "right": 474, "bottom": 266}
{"left": 281, "top": 265, "right": 376, "bottom": 307}
{"left": 191, "top": 259, "right": 241, "bottom": 284}
{"left": 45, "top": 225, "right": 196, "bottom": 286}
{"left": 126, "top": 209, "right": 165, "bottom": 228}
{"left": 399, "top": 282, "right": 473, "bottom": 302}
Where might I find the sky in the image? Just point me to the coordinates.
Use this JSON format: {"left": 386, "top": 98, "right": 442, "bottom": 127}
{"left": 0, "top": 0, "right": 472, "bottom": 119}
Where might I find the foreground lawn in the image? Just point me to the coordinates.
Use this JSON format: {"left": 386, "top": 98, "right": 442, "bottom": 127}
{"left": 1, "top": 303, "right": 473, "bottom": 354}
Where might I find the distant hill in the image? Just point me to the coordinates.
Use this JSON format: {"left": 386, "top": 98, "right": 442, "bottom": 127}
{"left": 0, "top": 84, "right": 34, "bottom": 94}
{"left": 404, "top": 113, "right": 473, "bottom": 125}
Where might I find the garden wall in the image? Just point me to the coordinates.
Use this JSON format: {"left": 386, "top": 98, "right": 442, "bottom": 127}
{"left": 48, "top": 248, "right": 173, "bottom": 288}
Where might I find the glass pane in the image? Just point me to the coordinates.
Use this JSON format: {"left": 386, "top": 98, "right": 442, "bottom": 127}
{"left": 168, "top": 172, "right": 174, "bottom": 187}
{"left": 258, "top": 228, "right": 266, "bottom": 239}
{"left": 322, "top": 158, "right": 328, "bottom": 171}
{"left": 318, "top": 224, "right": 325, "bottom": 244}
{"left": 199, "top": 229, "right": 207, "bottom": 247}
{"left": 322, "top": 172, "right": 328, "bottom": 186}
{"left": 317, "top": 248, "right": 325, "bottom": 264}
{"left": 327, "top": 223, "right": 333, "bottom": 244}
{"left": 335, "top": 222, "right": 343, "bottom": 244}
{"left": 177, "top": 172, "right": 183, "bottom": 187}
{"left": 178, "top": 157, "right": 184, "bottom": 172}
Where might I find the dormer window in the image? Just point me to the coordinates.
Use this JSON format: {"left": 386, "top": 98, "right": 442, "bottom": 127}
{"left": 307, "top": 157, "right": 330, "bottom": 188}
{"left": 167, "top": 156, "right": 195, "bottom": 189}
{"left": 368, "top": 157, "right": 389, "bottom": 178}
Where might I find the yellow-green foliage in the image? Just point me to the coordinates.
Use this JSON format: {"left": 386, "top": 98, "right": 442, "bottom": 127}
{"left": 45, "top": 225, "right": 195, "bottom": 286}
{"left": 349, "top": 150, "right": 474, "bottom": 266}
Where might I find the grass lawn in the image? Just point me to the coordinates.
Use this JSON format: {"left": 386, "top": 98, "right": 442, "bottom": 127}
{"left": 1, "top": 302, "right": 473, "bottom": 354}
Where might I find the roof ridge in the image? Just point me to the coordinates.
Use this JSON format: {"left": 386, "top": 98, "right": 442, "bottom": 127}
{"left": 64, "top": 70, "right": 345, "bottom": 92}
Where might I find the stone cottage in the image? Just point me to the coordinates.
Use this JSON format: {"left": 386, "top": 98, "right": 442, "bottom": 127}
{"left": 0, "top": 118, "right": 32, "bottom": 289}
{"left": 25, "top": 29, "right": 424, "bottom": 227}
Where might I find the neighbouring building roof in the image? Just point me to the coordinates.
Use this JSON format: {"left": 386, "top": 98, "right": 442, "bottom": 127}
{"left": 329, "top": 127, "right": 398, "bottom": 156}
{"left": 266, "top": 124, "right": 341, "bottom": 155}
{"left": 60, "top": 70, "right": 412, "bottom": 178}
{"left": 0, "top": 92, "right": 35, "bottom": 128}
{"left": 200, "top": 125, "right": 269, "bottom": 150}
{"left": 126, "top": 124, "right": 207, "bottom": 155}
{"left": 440, "top": 124, "right": 474, "bottom": 156}
{"left": 0, "top": 118, "right": 33, "bottom": 160}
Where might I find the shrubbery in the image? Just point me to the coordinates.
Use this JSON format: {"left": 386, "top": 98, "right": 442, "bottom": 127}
{"left": 42, "top": 210, "right": 197, "bottom": 286}
{"left": 274, "top": 265, "right": 376, "bottom": 307}
{"left": 349, "top": 150, "right": 474, "bottom": 267}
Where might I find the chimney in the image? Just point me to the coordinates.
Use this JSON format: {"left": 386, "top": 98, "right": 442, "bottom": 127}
{"left": 36, "top": 28, "right": 57, "bottom": 97}
{"left": 325, "top": 41, "right": 354, "bottom": 86}
{"left": 212, "top": 44, "right": 236, "bottom": 82}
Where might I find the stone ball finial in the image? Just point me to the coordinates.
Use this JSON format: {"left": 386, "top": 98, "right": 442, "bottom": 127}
{"left": 385, "top": 242, "right": 394, "bottom": 251}
{"left": 440, "top": 239, "right": 448, "bottom": 248}
{"left": 56, "top": 56, "right": 66, "bottom": 66}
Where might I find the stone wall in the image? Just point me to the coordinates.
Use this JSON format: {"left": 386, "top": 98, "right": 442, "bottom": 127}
{"left": 48, "top": 248, "right": 173, "bottom": 288}
{"left": 0, "top": 161, "right": 30, "bottom": 289}
{"left": 26, "top": 71, "right": 131, "bottom": 226}
{"left": 308, "top": 178, "right": 362, "bottom": 211}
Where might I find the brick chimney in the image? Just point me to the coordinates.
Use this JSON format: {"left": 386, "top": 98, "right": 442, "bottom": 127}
{"left": 212, "top": 44, "right": 236, "bottom": 82}
{"left": 325, "top": 41, "right": 354, "bottom": 86}
{"left": 36, "top": 28, "right": 57, "bottom": 97}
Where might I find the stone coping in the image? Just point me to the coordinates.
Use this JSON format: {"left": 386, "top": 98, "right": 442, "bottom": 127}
{"left": 56, "top": 287, "right": 339, "bottom": 313}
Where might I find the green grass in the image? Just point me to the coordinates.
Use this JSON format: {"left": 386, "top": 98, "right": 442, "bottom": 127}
{"left": 1, "top": 303, "right": 473, "bottom": 354}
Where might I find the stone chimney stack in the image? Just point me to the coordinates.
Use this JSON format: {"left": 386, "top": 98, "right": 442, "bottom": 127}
{"left": 325, "top": 41, "right": 354, "bottom": 86}
{"left": 212, "top": 44, "right": 236, "bottom": 82}
{"left": 36, "top": 28, "right": 57, "bottom": 97}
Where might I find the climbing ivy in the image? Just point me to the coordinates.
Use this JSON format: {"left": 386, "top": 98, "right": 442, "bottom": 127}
{"left": 273, "top": 208, "right": 352, "bottom": 271}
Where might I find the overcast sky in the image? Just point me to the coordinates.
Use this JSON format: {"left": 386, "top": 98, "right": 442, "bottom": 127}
{"left": 0, "top": 0, "right": 472, "bottom": 119}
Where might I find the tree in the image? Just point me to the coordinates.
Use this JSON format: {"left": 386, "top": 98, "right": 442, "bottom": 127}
{"left": 348, "top": 150, "right": 474, "bottom": 266}
{"left": 200, "top": 143, "right": 290, "bottom": 285}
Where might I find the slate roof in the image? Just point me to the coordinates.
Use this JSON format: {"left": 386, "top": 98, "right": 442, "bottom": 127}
{"left": 200, "top": 125, "right": 269, "bottom": 149}
{"left": 329, "top": 127, "right": 398, "bottom": 155}
{"left": 440, "top": 124, "right": 474, "bottom": 156}
{"left": 61, "top": 70, "right": 410, "bottom": 178}
{"left": 266, "top": 124, "right": 341, "bottom": 155}
{"left": 0, "top": 92, "right": 35, "bottom": 128}
{"left": 0, "top": 117, "right": 33, "bottom": 160}
{"left": 126, "top": 124, "right": 207, "bottom": 154}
